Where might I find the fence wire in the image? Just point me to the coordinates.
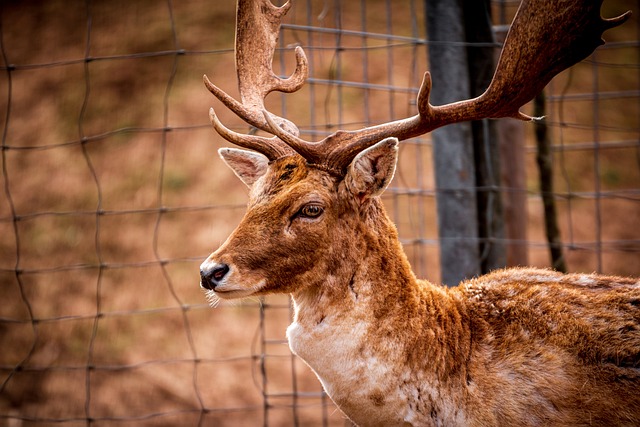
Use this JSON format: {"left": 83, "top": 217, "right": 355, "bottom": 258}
{"left": 1, "top": 0, "right": 638, "bottom": 426}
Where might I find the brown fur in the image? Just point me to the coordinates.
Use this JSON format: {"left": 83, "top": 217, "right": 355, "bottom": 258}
{"left": 202, "top": 147, "right": 640, "bottom": 426}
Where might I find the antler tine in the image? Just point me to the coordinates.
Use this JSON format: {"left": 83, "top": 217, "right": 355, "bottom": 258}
{"left": 302, "top": 0, "right": 631, "bottom": 174}
{"left": 209, "top": 108, "right": 293, "bottom": 160}
{"left": 205, "top": 0, "right": 309, "bottom": 159}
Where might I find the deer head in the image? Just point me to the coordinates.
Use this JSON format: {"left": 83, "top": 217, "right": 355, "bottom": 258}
{"left": 200, "top": 0, "right": 630, "bottom": 298}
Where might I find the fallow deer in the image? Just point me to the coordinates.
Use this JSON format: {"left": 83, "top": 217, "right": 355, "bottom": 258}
{"left": 200, "top": 0, "right": 639, "bottom": 425}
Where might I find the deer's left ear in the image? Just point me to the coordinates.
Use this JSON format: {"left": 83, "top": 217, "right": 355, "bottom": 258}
{"left": 345, "top": 137, "right": 398, "bottom": 200}
{"left": 219, "top": 148, "right": 269, "bottom": 187}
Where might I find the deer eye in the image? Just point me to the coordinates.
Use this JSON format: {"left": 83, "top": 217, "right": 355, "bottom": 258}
{"left": 298, "top": 204, "right": 324, "bottom": 219}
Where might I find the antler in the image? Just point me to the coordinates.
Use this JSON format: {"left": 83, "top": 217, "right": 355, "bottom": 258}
{"left": 204, "top": 0, "right": 308, "bottom": 160}
{"left": 207, "top": 0, "right": 630, "bottom": 173}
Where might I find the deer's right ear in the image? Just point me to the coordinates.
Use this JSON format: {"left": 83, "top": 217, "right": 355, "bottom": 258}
{"left": 345, "top": 137, "right": 398, "bottom": 201}
{"left": 219, "top": 148, "right": 269, "bottom": 187}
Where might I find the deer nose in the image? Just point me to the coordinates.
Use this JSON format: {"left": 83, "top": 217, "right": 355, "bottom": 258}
{"left": 200, "top": 263, "right": 230, "bottom": 290}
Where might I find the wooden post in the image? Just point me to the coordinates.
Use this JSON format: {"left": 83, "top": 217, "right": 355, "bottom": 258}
{"left": 426, "top": 0, "right": 480, "bottom": 286}
{"left": 534, "top": 92, "right": 567, "bottom": 272}
{"left": 463, "top": 0, "right": 507, "bottom": 273}
{"left": 494, "top": 25, "right": 529, "bottom": 267}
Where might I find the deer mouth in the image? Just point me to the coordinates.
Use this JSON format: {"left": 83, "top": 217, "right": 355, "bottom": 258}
{"left": 209, "top": 277, "right": 267, "bottom": 300}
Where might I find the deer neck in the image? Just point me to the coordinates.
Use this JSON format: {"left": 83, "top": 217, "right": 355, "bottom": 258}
{"left": 287, "top": 198, "right": 470, "bottom": 398}
{"left": 290, "top": 198, "right": 416, "bottom": 322}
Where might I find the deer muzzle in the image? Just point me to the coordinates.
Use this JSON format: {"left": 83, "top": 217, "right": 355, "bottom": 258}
{"left": 200, "top": 261, "right": 230, "bottom": 290}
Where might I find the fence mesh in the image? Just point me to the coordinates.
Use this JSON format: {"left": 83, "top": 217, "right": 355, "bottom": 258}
{"left": 1, "top": 0, "right": 638, "bottom": 426}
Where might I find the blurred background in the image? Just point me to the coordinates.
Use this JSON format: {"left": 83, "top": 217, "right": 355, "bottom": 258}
{"left": 1, "top": 0, "right": 638, "bottom": 425}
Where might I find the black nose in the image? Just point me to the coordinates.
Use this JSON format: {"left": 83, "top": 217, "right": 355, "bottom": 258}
{"left": 200, "top": 263, "right": 230, "bottom": 290}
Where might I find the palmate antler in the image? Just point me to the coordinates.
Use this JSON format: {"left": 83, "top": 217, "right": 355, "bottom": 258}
{"left": 205, "top": 0, "right": 630, "bottom": 175}
{"left": 204, "top": 0, "right": 308, "bottom": 160}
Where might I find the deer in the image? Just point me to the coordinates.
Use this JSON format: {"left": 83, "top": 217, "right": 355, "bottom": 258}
{"left": 199, "top": 0, "right": 639, "bottom": 425}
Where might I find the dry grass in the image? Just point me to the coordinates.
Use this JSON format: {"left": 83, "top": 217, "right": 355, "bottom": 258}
{"left": 1, "top": 0, "right": 638, "bottom": 426}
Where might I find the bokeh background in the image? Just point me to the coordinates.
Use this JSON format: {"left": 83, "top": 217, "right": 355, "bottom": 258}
{"left": 1, "top": 0, "right": 638, "bottom": 425}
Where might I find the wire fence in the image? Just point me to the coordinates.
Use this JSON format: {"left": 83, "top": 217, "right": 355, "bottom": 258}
{"left": 1, "top": 0, "right": 638, "bottom": 426}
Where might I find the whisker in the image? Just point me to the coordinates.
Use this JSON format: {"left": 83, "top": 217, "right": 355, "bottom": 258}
{"left": 204, "top": 289, "right": 221, "bottom": 308}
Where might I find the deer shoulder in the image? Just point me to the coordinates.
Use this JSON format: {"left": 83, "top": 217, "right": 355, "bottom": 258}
{"left": 455, "top": 269, "right": 640, "bottom": 426}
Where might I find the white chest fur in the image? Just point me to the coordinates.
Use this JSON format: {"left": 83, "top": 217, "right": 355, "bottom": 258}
{"left": 285, "top": 292, "right": 471, "bottom": 427}
{"left": 287, "top": 312, "right": 418, "bottom": 426}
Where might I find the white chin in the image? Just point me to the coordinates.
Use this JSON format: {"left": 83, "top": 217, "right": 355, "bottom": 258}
{"left": 212, "top": 279, "right": 266, "bottom": 300}
{"left": 204, "top": 288, "right": 252, "bottom": 307}
{"left": 214, "top": 289, "right": 254, "bottom": 299}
